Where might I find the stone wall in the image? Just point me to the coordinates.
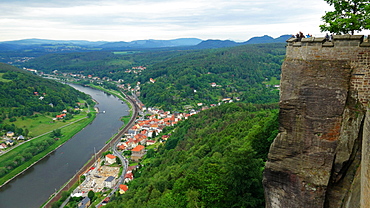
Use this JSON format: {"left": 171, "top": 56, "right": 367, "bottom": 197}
{"left": 263, "top": 35, "right": 370, "bottom": 208}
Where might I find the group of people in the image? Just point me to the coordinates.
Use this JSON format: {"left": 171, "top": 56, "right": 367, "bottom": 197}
{"left": 325, "top": 33, "right": 334, "bottom": 41}
{"left": 292, "top": 32, "right": 312, "bottom": 39}
{"left": 292, "top": 32, "right": 335, "bottom": 41}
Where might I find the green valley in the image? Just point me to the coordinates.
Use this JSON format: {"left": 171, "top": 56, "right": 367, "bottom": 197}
{"left": 0, "top": 63, "right": 95, "bottom": 186}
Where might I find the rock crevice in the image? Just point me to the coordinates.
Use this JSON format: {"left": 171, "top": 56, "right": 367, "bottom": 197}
{"left": 263, "top": 35, "right": 370, "bottom": 208}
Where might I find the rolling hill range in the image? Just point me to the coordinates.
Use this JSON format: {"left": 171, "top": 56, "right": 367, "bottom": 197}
{"left": 21, "top": 42, "right": 285, "bottom": 111}
{"left": 0, "top": 35, "right": 291, "bottom": 54}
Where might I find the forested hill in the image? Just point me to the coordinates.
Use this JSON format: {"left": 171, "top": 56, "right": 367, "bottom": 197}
{"left": 0, "top": 63, "right": 89, "bottom": 120}
{"left": 22, "top": 43, "right": 285, "bottom": 111}
{"left": 139, "top": 43, "right": 285, "bottom": 110}
{"left": 106, "top": 103, "right": 279, "bottom": 208}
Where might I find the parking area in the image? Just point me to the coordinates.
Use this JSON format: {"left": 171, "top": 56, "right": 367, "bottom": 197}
{"left": 72, "top": 165, "right": 120, "bottom": 197}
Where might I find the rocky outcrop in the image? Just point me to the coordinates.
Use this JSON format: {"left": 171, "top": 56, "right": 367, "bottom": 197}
{"left": 263, "top": 35, "right": 370, "bottom": 208}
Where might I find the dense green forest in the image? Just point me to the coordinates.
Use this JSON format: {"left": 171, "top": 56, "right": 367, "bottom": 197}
{"left": 22, "top": 43, "right": 285, "bottom": 111}
{"left": 22, "top": 50, "right": 198, "bottom": 80}
{"left": 0, "top": 63, "right": 90, "bottom": 135}
{"left": 139, "top": 43, "right": 284, "bottom": 110}
{"left": 106, "top": 103, "right": 278, "bottom": 208}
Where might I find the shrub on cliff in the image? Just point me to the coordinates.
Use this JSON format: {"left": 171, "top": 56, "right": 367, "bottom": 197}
{"left": 320, "top": 0, "right": 370, "bottom": 35}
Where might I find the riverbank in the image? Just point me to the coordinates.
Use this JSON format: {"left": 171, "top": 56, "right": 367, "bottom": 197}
{"left": 42, "top": 86, "right": 138, "bottom": 208}
{"left": 0, "top": 103, "right": 97, "bottom": 187}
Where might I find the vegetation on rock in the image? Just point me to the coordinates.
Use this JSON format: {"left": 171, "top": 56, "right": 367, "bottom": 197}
{"left": 320, "top": 0, "right": 370, "bottom": 35}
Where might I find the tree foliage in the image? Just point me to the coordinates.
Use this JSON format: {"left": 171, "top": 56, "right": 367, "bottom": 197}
{"left": 0, "top": 138, "right": 57, "bottom": 178}
{"left": 106, "top": 103, "right": 279, "bottom": 208}
{"left": 0, "top": 63, "right": 89, "bottom": 118}
{"left": 139, "top": 43, "right": 284, "bottom": 111}
{"left": 320, "top": 0, "right": 370, "bottom": 34}
{"left": 22, "top": 43, "right": 284, "bottom": 111}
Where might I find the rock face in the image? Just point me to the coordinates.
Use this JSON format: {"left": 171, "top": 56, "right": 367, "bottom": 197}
{"left": 263, "top": 35, "right": 370, "bottom": 208}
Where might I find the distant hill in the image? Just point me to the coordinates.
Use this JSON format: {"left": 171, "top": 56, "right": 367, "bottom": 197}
{"left": 0, "top": 35, "right": 292, "bottom": 53}
{"left": 192, "top": 35, "right": 292, "bottom": 49}
{"left": 0, "top": 63, "right": 90, "bottom": 118}
{"left": 139, "top": 43, "right": 285, "bottom": 110}
{"left": 2, "top": 38, "right": 108, "bottom": 46}
{"left": 100, "top": 38, "right": 202, "bottom": 50}
{"left": 192, "top": 39, "right": 240, "bottom": 49}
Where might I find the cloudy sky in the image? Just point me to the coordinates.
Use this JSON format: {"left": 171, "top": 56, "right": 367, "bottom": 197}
{"left": 1, "top": 0, "right": 334, "bottom": 42}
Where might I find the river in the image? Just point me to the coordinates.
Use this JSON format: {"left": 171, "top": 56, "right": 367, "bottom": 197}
{"left": 0, "top": 84, "right": 129, "bottom": 208}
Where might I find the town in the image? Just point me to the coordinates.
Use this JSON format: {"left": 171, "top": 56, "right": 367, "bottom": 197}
{"left": 64, "top": 105, "right": 200, "bottom": 207}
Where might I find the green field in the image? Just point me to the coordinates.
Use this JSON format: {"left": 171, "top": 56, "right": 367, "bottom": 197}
{"left": 0, "top": 113, "right": 96, "bottom": 186}
{"left": 107, "top": 59, "right": 132, "bottom": 66}
{"left": 0, "top": 73, "right": 11, "bottom": 82}
{"left": 113, "top": 51, "right": 141, "bottom": 55}
{"left": 0, "top": 100, "right": 96, "bottom": 186}
{"left": 3, "top": 100, "right": 91, "bottom": 137}
{"left": 263, "top": 76, "right": 280, "bottom": 86}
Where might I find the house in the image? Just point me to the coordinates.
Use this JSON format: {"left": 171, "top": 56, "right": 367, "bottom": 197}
{"left": 6, "top": 131, "right": 14, "bottom": 137}
{"left": 5, "top": 140, "right": 14, "bottom": 146}
{"left": 146, "top": 140, "right": 156, "bottom": 146}
{"left": 126, "top": 129, "right": 137, "bottom": 137}
{"left": 117, "top": 144, "right": 127, "bottom": 150}
{"left": 119, "top": 184, "right": 128, "bottom": 194}
{"left": 0, "top": 143, "right": 7, "bottom": 149}
{"left": 78, "top": 197, "right": 90, "bottom": 208}
{"left": 124, "top": 172, "right": 134, "bottom": 183}
{"left": 104, "top": 176, "right": 116, "bottom": 188}
{"left": 17, "top": 135, "right": 25, "bottom": 140}
{"left": 161, "top": 135, "right": 170, "bottom": 141}
{"left": 131, "top": 145, "right": 145, "bottom": 161}
{"left": 105, "top": 154, "right": 116, "bottom": 165}
{"left": 102, "top": 197, "right": 110, "bottom": 205}
{"left": 127, "top": 165, "right": 138, "bottom": 172}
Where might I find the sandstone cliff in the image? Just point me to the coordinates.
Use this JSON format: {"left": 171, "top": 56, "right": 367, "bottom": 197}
{"left": 263, "top": 35, "right": 370, "bottom": 208}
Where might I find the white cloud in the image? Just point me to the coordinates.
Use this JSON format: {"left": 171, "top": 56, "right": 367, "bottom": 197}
{"left": 0, "top": 0, "right": 338, "bottom": 41}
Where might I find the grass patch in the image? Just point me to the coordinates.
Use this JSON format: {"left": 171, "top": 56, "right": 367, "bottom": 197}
{"left": 263, "top": 76, "right": 280, "bottom": 86}
{"left": 0, "top": 114, "right": 96, "bottom": 186}
{"left": 0, "top": 73, "right": 11, "bottom": 82}
{"left": 107, "top": 59, "right": 132, "bottom": 66}
{"left": 113, "top": 51, "right": 141, "bottom": 55}
{"left": 4, "top": 113, "right": 88, "bottom": 137}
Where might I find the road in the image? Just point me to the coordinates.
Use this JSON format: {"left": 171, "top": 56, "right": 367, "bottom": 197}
{"left": 44, "top": 90, "right": 139, "bottom": 208}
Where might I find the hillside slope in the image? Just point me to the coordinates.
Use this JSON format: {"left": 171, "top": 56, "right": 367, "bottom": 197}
{"left": 22, "top": 43, "right": 285, "bottom": 111}
{"left": 0, "top": 63, "right": 90, "bottom": 133}
{"left": 139, "top": 43, "right": 285, "bottom": 111}
{"left": 106, "top": 103, "right": 278, "bottom": 208}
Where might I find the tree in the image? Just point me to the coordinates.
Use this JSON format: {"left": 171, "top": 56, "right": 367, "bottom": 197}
{"left": 88, "top": 190, "right": 95, "bottom": 201}
{"left": 320, "top": 0, "right": 370, "bottom": 35}
{"left": 116, "top": 156, "right": 121, "bottom": 165}
{"left": 50, "top": 129, "right": 62, "bottom": 138}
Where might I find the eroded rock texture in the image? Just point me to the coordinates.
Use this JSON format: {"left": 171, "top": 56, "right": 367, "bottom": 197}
{"left": 263, "top": 35, "right": 370, "bottom": 208}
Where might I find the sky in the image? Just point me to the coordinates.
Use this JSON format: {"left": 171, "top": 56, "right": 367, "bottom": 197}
{"left": 0, "top": 0, "right": 335, "bottom": 42}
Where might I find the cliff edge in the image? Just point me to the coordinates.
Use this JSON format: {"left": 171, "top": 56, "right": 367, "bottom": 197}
{"left": 263, "top": 35, "right": 370, "bottom": 208}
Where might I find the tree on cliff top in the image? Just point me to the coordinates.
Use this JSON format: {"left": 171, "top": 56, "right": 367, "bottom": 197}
{"left": 320, "top": 0, "right": 370, "bottom": 35}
